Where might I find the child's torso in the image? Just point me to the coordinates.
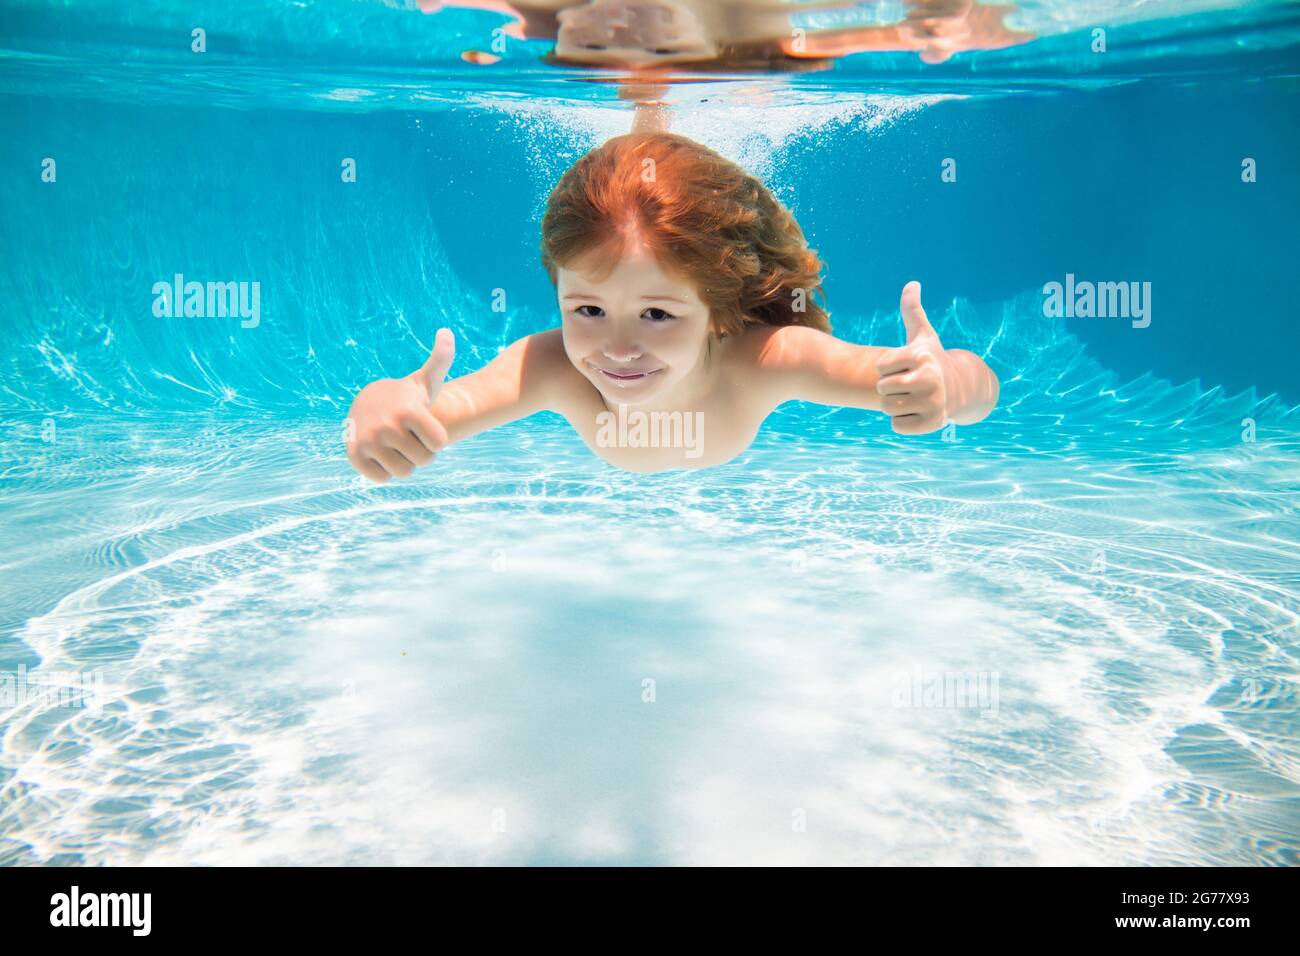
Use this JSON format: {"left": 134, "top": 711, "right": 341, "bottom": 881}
{"left": 550, "top": 330, "right": 775, "bottom": 473}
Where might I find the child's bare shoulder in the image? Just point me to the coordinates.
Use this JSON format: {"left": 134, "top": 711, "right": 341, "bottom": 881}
{"left": 723, "top": 322, "right": 830, "bottom": 373}
{"left": 524, "top": 326, "right": 580, "bottom": 372}
{"left": 512, "top": 327, "right": 595, "bottom": 411}
{"left": 719, "top": 322, "right": 831, "bottom": 408}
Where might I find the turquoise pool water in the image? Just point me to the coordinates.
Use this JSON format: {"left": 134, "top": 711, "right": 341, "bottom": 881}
{"left": 1, "top": 0, "right": 1298, "bottom": 865}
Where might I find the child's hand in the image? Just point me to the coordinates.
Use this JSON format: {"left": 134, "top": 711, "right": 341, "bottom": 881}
{"left": 900, "top": 0, "right": 974, "bottom": 64}
{"left": 875, "top": 281, "right": 950, "bottom": 435}
{"left": 345, "top": 328, "right": 455, "bottom": 483}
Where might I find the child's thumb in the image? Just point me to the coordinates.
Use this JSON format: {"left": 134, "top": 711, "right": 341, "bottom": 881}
{"left": 415, "top": 328, "right": 455, "bottom": 401}
{"left": 900, "top": 281, "right": 934, "bottom": 343}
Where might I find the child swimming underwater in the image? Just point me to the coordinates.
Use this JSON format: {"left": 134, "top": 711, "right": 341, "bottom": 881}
{"left": 344, "top": 131, "right": 999, "bottom": 478}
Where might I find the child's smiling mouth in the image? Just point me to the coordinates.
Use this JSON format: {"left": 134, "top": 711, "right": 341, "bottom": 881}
{"left": 589, "top": 362, "right": 664, "bottom": 385}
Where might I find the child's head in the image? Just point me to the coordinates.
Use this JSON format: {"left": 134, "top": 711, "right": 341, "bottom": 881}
{"left": 552, "top": 0, "right": 718, "bottom": 68}
{"left": 541, "top": 131, "right": 829, "bottom": 405}
{"left": 542, "top": 0, "right": 837, "bottom": 72}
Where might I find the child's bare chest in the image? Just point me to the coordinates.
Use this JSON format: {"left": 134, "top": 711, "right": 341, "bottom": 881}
{"left": 560, "top": 381, "right": 764, "bottom": 473}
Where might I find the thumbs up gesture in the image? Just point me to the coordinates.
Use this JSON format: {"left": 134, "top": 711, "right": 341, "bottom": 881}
{"left": 875, "top": 281, "right": 950, "bottom": 435}
{"left": 413, "top": 327, "right": 456, "bottom": 405}
{"left": 344, "top": 328, "right": 455, "bottom": 483}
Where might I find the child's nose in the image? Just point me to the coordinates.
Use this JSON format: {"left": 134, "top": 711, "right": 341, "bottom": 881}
{"left": 602, "top": 341, "right": 643, "bottom": 362}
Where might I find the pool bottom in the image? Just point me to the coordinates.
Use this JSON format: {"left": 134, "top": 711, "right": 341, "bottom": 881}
{"left": 1, "top": 414, "right": 1297, "bottom": 866}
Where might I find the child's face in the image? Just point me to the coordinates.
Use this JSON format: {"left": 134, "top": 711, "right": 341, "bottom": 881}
{"left": 554, "top": 0, "right": 718, "bottom": 67}
{"left": 557, "top": 245, "right": 713, "bottom": 407}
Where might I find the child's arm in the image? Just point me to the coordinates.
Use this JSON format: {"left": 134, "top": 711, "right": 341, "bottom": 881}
{"left": 740, "top": 281, "right": 998, "bottom": 434}
{"left": 345, "top": 328, "right": 568, "bottom": 482}
{"left": 779, "top": 1, "right": 1035, "bottom": 63}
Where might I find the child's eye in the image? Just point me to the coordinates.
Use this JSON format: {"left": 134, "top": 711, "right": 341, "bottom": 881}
{"left": 571, "top": 306, "right": 674, "bottom": 322}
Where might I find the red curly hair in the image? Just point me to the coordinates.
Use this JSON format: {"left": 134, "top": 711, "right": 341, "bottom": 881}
{"left": 539, "top": 131, "right": 831, "bottom": 337}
